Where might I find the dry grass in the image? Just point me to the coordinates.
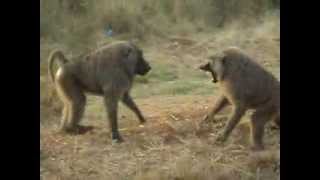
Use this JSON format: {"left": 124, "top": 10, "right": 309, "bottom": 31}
{"left": 41, "top": 94, "right": 279, "bottom": 180}
{"left": 40, "top": 4, "right": 279, "bottom": 179}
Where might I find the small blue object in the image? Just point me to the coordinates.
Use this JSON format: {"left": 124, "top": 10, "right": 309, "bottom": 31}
{"left": 105, "top": 24, "right": 113, "bottom": 37}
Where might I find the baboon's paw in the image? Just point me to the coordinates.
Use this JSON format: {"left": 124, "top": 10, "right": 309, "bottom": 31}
{"left": 139, "top": 119, "right": 146, "bottom": 126}
{"left": 59, "top": 125, "right": 94, "bottom": 135}
{"left": 55, "top": 128, "right": 68, "bottom": 135}
{"left": 250, "top": 145, "right": 265, "bottom": 152}
{"left": 198, "top": 115, "right": 211, "bottom": 129}
{"left": 56, "top": 126, "right": 74, "bottom": 135}
{"left": 75, "top": 125, "right": 95, "bottom": 134}
{"left": 112, "top": 138, "right": 124, "bottom": 145}
{"left": 202, "top": 115, "right": 210, "bottom": 123}
{"left": 214, "top": 134, "right": 227, "bottom": 145}
{"left": 111, "top": 134, "right": 124, "bottom": 144}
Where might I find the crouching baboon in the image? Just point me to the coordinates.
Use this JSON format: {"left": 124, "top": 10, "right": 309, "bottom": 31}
{"left": 48, "top": 41, "right": 151, "bottom": 143}
{"left": 199, "top": 47, "right": 280, "bottom": 151}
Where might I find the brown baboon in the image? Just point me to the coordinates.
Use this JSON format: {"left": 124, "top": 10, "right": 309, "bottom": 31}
{"left": 199, "top": 47, "right": 280, "bottom": 151}
{"left": 48, "top": 41, "right": 151, "bottom": 143}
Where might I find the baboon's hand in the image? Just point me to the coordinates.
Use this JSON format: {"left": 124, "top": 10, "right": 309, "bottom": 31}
{"left": 201, "top": 114, "right": 211, "bottom": 124}
{"left": 140, "top": 118, "right": 146, "bottom": 124}
{"left": 111, "top": 134, "right": 124, "bottom": 144}
{"left": 199, "top": 115, "right": 209, "bottom": 129}
{"left": 203, "top": 114, "right": 209, "bottom": 122}
{"left": 214, "top": 133, "right": 227, "bottom": 145}
{"left": 199, "top": 115, "right": 210, "bottom": 129}
{"left": 112, "top": 137, "right": 124, "bottom": 144}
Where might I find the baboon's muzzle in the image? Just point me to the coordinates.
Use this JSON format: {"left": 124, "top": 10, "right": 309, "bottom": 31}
{"left": 199, "top": 63, "right": 218, "bottom": 83}
{"left": 199, "top": 63, "right": 210, "bottom": 71}
{"left": 142, "top": 64, "right": 151, "bottom": 75}
{"left": 136, "top": 61, "right": 151, "bottom": 76}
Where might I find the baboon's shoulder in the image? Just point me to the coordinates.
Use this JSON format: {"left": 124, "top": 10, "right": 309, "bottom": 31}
{"left": 223, "top": 47, "right": 247, "bottom": 58}
{"left": 100, "top": 41, "right": 132, "bottom": 51}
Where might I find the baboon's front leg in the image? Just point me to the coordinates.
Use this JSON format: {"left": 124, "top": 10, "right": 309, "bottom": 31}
{"left": 216, "top": 105, "right": 246, "bottom": 143}
{"left": 203, "top": 95, "right": 229, "bottom": 122}
{"left": 121, "top": 92, "right": 146, "bottom": 124}
{"left": 104, "top": 94, "right": 123, "bottom": 143}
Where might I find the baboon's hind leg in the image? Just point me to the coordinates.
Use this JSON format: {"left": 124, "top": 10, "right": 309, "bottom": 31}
{"left": 68, "top": 91, "right": 86, "bottom": 132}
{"left": 56, "top": 73, "right": 86, "bottom": 133}
{"left": 250, "top": 107, "right": 273, "bottom": 151}
{"left": 121, "top": 92, "right": 146, "bottom": 124}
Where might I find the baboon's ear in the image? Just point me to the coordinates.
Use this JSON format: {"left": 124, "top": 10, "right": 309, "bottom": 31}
{"left": 121, "top": 45, "right": 138, "bottom": 76}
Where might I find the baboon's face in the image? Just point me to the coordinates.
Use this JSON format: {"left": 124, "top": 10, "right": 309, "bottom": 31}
{"left": 135, "top": 49, "right": 151, "bottom": 76}
{"left": 200, "top": 54, "right": 225, "bottom": 83}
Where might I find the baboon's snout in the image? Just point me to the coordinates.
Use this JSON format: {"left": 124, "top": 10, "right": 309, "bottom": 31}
{"left": 138, "top": 60, "right": 151, "bottom": 75}
{"left": 199, "top": 63, "right": 210, "bottom": 71}
{"left": 145, "top": 63, "right": 151, "bottom": 73}
{"left": 199, "top": 62, "right": 218, "bottom": 83}
{"left": 142, "top": 62, "right": 151, "bottom": 75}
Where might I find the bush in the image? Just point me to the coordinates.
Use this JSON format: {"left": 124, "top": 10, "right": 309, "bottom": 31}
{"left": 41, "top": 0, "right": 279, "bottom": 46}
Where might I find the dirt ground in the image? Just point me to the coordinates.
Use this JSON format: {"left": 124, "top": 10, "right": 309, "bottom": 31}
{"left": 40, "top": 94, "right": 280, "bottom": 180}
{"left": 40, "top": 23, "right": 280, "bottom": 179}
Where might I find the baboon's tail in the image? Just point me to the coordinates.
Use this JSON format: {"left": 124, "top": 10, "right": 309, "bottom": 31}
{"left": 47, "top": 50, "right": 68, "bottom": 83}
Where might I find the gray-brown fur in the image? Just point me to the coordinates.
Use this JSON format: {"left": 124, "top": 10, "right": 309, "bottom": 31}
{"left": 48, "top": 41, "right": 151, "bottom": 143}
{"left": 199, "top": 47, "right": 280, "bottom": 151}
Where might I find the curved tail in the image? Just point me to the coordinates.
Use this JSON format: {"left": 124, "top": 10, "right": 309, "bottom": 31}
{"left": 47, "top": 50, "right": 68, "bottom": 83}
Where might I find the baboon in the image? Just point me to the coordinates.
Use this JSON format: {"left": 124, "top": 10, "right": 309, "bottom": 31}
{"left": 48, "top": 41, "right": 151, "bottom": 143}
{"left": 199, "top": 47, "right": 280, "bottom": 151}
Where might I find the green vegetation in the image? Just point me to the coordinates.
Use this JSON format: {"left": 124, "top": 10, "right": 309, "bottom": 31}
{"left": 40, "top": 0, "right": 279, "bottom": 58}
{"left": 40, "top": 1, "right": 280, "bottom": 180}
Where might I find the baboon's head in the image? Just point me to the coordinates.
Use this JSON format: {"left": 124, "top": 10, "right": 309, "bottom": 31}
{"left": 121, "top": 42, "right": 151, "bottom": 76}
{"left": 199, "top": 53, "right": 226, "bottom": 83}
{"left": 134, "top": 48, "right": 151, "bottom": 76}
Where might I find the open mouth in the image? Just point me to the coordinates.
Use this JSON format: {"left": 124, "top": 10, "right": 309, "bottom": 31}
{"left": 210, "top": 71, "right": 218, "bottom": 83}
{"left": 199, "top": 63, "right": 218, "bottom": 83}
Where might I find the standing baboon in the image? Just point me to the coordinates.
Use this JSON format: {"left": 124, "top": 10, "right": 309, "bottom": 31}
{"left": 199, "top": 47, "right": 280, "bottom": 151}
{"left": 48, "top": 41, "right": 151, "bottom": 143}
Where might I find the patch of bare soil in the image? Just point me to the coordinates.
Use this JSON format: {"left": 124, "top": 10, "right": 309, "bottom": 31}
{"left": 41, "top": 95, "right": 279, "bottom": 180}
